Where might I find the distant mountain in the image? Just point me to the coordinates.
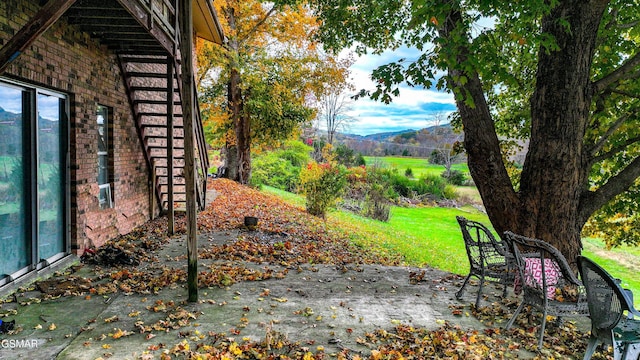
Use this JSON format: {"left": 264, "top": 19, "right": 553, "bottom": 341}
{"left": 0, "top": 106, "right": 21, "bottom": 122}
{"left": 340, "top": 129, "right": 418, "bottom": 142}
{"left": 340, "top": 124, "right": 452, "bottom": 142}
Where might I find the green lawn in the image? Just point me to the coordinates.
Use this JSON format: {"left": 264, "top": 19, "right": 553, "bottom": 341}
{"left": 364, "top": 156, "right": 469, "bottom": 178}
{"left": 263, "top": 185, "right": 640, "bottom": 307}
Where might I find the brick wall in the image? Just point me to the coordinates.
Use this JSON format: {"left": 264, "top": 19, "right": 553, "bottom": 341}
{"left": 0, "top": 0, "right": 154, "bottom": 253}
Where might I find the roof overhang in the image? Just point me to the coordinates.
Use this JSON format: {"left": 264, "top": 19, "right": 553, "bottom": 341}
{"left": 193, "top": 0, "right": 224, "bottom": 45}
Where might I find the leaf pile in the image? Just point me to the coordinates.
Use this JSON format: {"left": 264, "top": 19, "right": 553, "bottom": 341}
{"left": 190, "top": 178, "right": 402, "bottom": 266}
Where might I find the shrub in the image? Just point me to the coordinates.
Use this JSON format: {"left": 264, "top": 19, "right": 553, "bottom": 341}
{"left": 364, "top": 196, "right": 391, "bottom": 221}
{"left": 419, "top": 174, "right": 448, "bottom": 198}
{"left": 251, "top": 140, "right": 311, "bottom": 192}
{"left": 442, "top": 169, "right": 466, "bottom": 186}
{"left": 299, "top": 161, "right": 347, "bottom": 218}
{"left": 251, "top": 153, "right": 299, "bottom": 191}
{"left": 443, "top": 184, "right": 458, "bottom": 199}
{"left": 429, "top": 150, "right": 445, "bottom": 165}
{"left": 405, "top": 168, "right": 413, "bottom": 178}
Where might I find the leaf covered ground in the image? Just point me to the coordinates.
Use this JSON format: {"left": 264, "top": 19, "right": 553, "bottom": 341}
{"left": 1, "top": 179, "right": 615, "bottom": 359}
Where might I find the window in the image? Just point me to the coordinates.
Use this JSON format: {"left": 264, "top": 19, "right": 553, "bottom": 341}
{"left": 0, "top": 79, "right": 68, "bottom": 281}
{"left": 96, "top": 104, "right": 112, "bottom": 209}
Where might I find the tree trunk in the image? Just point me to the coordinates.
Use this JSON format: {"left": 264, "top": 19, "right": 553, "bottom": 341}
{"left": 516, "top": 1, "right": 607, "bottom": 264}
{"left": 225, "top": 7, "right": 252, "bottom": 185}
{"left": 443, "top": 1, "right": 608, "bottom": 266}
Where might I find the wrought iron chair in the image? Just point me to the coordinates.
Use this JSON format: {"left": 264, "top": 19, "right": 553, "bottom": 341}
{"left": 503, "top": 231, "right": 588, "bottom": 348}
{"left": 577, "top": 256, "right": 640, "bottom": 360}
{"left": 455, "top": 216, "right": 515, "bottom": 307}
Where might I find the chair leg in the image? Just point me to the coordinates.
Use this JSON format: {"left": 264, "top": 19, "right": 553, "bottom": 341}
{"left": 582, "top": 337, "right": 599, "bottom": 360}
{"left": 505, "top": 301, "right": 525, "bottom": 329}
{"left": 475, "top": 277, "right": 484, "bottom": 308}
{"left": 613, "top": 340, "right": 622, "bottom": 360}
{"left": 456, "top": 274, "right": 472, "bottom": 300}
{"left": 620, "top": 341, "right": 640, "bottom": 360}
{"left": 538, "top": 308, "right": 548, "bottom": 349}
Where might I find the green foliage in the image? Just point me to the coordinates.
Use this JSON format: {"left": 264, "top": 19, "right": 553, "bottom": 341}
{"left": 442, "top": 170, "right": 466, "bottom": 186}
{"left": 416, "top": 174, "right": 449, "bottom": 199}
{"left": 333, "top": 143, "right": 358, "bottom": 167}
{"left": 245, "top": 54, "right": 316, "bottom": 144}
{"left": 251, "top": 140, "right": 312, "bottom": 192}
{"left": 352, "top": 166, "right": 392, "bottom": 222}
{"left": 429, "top": 150, "right": 445, "bottom": 165}
{"left": 312, "top": 0, "right": 640, "bottom": 252}
{"left": 443, "top": 184, "right": 458, "bottom": 200}
{"left": 404, "top": 167, "right": 413, "bottom": 178}
{"left": 583, "top": 181, "right": 640, "bottom": 248}
{"left": 355, "top": 153, "right": 366, "bottom": 166}
{"left": 299, "top": 161, "right": 348, "bottom": 218}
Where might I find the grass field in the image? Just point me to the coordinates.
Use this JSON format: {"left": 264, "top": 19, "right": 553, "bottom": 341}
{"left": 263, "top": 185, "right": 640, "bottom": 307}
{"left": 364, "top": 156, "right": 469, "bottom": 178}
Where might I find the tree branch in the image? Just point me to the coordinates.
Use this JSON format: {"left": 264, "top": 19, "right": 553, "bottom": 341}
{"left": 590, "top": 135, "right": 640, "bottom": 164}
{"left": 588, "top": 111, "right": 634, "bottom": 158}
{"left": 238, "top": 6, "right": 278, "bottom": 45}
{"left": 437, "top": 6, "right": 518, "bottom": 235}
{"left": 592, "top": 51, "right": 640, "bottom": 94}
{"left": 611, "top": 86, "right": 640, "bottom": 100}
{"left": 579, "top": 155, "right": 640, "bottom": 225}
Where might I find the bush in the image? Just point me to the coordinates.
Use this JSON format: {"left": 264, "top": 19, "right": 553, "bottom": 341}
{"left": 251, "top": 140, "right": 311, "bottom": 191}
{"left": 441, "top": 169, "right": 466, "bottom": 186}
{"left": 419, "top": 174, "right": 448, "bottom": 198}
{"left": 443, "top": 184, "right": 458, "bottom": 199}
{"left": 405, "top": 168, "right": 413, "bottom": 178}
{"left": 251, "top": 154, "right": 299, "bottom": 191}
{"left": 299, "top": 161, "right": 347, "bottom": 218}
{"left": 429, "top": 150, "right": 445, "bottom": 165}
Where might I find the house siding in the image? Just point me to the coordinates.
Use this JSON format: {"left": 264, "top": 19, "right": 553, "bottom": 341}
{"left": 1, "top": 0, "right": 154, "bottom": 254}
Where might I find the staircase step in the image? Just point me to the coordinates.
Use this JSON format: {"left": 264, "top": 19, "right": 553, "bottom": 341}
{"left": 120, "top": 56, "right": 169, "bottom": 64}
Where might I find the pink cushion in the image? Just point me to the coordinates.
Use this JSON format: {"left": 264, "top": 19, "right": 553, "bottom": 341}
{"left": 514, "top": 258, "right": 560, "bottom": 299}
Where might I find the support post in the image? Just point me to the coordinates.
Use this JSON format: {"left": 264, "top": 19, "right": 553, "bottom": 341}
{"left": 179, "top": 0, "right": 198, "bottom": 302}
{"left": 167, "top": 58, "right": 175, "bottom": 235}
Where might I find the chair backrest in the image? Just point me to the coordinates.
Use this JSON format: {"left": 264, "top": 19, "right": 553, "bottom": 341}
{"left": 456, "top": 216, "right": 507, "bottom": 270}
{"left": 503, "top": 231, "right": 580, "bottom": 284}
{"left": 577, "top": 256, "right": 631, "bottom": 332}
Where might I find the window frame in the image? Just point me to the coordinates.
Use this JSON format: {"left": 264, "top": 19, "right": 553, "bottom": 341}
{"left": 96, "top": 104, "right": 113, "bottom": 209}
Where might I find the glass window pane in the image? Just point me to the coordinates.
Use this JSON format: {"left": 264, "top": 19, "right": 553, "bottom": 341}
{"left": 0, "top": 84, "right": 28, "bottom": 277}
{"left": 97, "top": 105, "right": 107, "bottom": 153}
{"left": 37, "top": 93, "right": 64, "bottom": 260}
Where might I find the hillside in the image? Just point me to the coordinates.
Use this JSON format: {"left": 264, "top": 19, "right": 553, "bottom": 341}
{"left": 333, "top": 124, "right": 458, "bottom": 157}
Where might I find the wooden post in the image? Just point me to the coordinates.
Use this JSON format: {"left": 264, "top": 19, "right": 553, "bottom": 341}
{"left": 179, "top": 0, "right": 198, "bottom": 302}
{"left": 0, "top": 0, "right": 77, "bottom": 74}
{"left": 167, "top": 58, "right": 175, "bottom": 235}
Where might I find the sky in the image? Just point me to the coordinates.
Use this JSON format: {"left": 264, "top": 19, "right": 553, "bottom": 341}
{"left": 342, "top": 47, "right": 457, "bottom": 136}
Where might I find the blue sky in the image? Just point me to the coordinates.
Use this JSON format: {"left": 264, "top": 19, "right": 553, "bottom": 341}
{"left": 343, "top": 47, "right": 457, "bottom": 136}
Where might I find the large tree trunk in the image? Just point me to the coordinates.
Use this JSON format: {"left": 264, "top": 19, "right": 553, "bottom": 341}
{"left": 225, "top": 7, "right": 252, "bottom": 185}
{"left": 442, "top": 1, "right": 608, "bottom": 266}
{"left": 518, "top": 1, "right": 608, "bottom": 263}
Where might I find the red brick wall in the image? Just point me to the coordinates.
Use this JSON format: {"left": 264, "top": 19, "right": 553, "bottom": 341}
{"left": 0, "top": 0, "right": 154, "bottom": 253}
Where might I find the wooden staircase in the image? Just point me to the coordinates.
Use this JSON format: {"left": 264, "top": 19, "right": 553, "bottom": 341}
{"left": 118, "top": 54, "right": 208, "bottom": 212}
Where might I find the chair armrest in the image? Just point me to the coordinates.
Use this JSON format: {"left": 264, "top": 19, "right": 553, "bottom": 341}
{"left": 628, "top": 306, "right": 640, "bottom": 320}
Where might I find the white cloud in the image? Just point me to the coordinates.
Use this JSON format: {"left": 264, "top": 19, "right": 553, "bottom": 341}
{"left": 339, "top": 47, "right": 456, "bottom": 135}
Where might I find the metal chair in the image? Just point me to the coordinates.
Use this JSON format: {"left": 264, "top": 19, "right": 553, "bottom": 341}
{"left": 577, "top": 256, "right": 640, "bottom": 360}
{"left": 503, "top": 231, "right": 588, "bottom": 348}
{"left": 455, "top": 216, "right": 515, "bottom": 307}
